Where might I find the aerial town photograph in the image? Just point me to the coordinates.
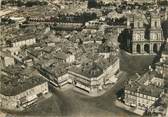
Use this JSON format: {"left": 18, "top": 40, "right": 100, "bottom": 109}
{"left": 0, "top": 0, "right": 168, "bottom": 117}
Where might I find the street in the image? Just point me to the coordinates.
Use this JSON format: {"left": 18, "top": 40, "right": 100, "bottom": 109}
{"left": 6, "top": 50, "right": 154, "bottom": 117}
{"left": 10, "top": 71, "right": 139, "bottom": 117}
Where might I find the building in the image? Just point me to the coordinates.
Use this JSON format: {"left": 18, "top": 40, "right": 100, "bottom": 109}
{"left": 68, "top": 56, "right": 120, "bottom": 93}
{"left": 127, "top": 0, "right": 157, "bottom": 4}
{"left": 10, "top": 37, "right": 36, "bottom": 48}
{"left": 43, "top": 63, "right": 70, "bottom": 87}
{"left": 52, "top": 0, "right": 88, "bottom": 10}
{"left": 98, "top": 43, "right": 117, "bottom": 59}
{"left": 131, "top": 12, "right": 164, "bottom": 55}
{"left": 0, "top": 66, "right": 49, "bottom": 110}
{"left": 54, "top": 52, "right": 75, "bottom": 64}
{"left": 155, "top": 40, "right": 168, "bottom": 76}
{"left": 124, "top": 71, "right": 164, "bottom": 112}
{"left": 0, "top": 51, "right": 15, "bottom": 67}
{"left": 22, "top": 56, "right": 34, "bottom": 66}
{"left": 85, "top": 19, "right": 104, "bottom": 30}
{"left": 51, "top": 22, "right": 83, "bottom": 31}
{"left": 99, "top": 0, "right": 157, "bottom": 4}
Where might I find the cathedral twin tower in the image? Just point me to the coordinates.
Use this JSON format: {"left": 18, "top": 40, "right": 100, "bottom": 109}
{"left": 130, "top": 12, "right": 164, "bottom": 55}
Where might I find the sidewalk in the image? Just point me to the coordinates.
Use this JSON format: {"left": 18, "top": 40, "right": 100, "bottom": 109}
{"left": 73, "top": 86, "right": 107, "bottom": 97}
{"left": 114, "top": 100, "right": 144, "bottom": 116}
{"left": 73, "top": 71, "right": 126, "bottom": 97}
{"left": 59, "top": 84, "right": 73, "bottom": 91}
{"left": 73, "top": 83, "right": 114, "bottom": 97}
{"left": 123, "top": 50, "right": 157, "bottom": 56}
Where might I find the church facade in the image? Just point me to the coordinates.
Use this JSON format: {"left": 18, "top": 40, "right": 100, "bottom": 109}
{"left": 131, "top": 13, "right": 164, "bottom": 55}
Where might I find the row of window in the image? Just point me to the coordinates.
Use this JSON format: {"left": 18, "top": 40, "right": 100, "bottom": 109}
{"left": 17, "top": 83, "right": 47, "bottom": 99}
{"left": 13, "top": 39, "right": 36, "bottom": 47}
{"left": 125, "top": 95, "right": 155, "bottom": 106}
{"left": 125, "top": 90, "right": 156, "bottom": 100}
{"left": 135, "top": 33, "right": 161, "bottom": 40}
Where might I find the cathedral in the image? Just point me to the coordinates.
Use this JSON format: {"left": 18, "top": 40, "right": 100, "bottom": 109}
{"left": 131, "top": 12, "right": 164, "bottom": 55}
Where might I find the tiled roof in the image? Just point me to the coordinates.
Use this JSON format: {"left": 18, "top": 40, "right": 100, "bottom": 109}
{"left": 69, "top": 62, "right": 103, "bottom": 78}
{"left": 125, "top": 71, "right": 164, "bottom": 97}
{"left": 0, "top": 66, "right": 46, "bottom": 96}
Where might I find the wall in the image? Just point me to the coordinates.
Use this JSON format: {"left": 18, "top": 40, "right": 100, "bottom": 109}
{"left": 12, "top": 38, "right": 36, "bottom": 48}
{"left": 3, "top": 56, "right": 15, "bottom": 66}
{"left": 66, "top": 55, "right": 75, "bottom": 63}
{"left": 124, "top": 90, "right": 158, "bottom": 111}
{"left": 0, "top": 82, "right": 48, "bottom": 110}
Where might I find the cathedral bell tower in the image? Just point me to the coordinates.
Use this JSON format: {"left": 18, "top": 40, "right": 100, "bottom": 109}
{"left": 132, "top": 15, "right": 146, "bottom": 54}
{"left": 149, "top": 13, "right": 163, "bottom": 53}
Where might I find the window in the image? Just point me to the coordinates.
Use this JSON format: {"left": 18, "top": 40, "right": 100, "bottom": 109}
{"left": 137, "top": 22, "right": 140, "bottom": 27}
{"left": 157, "top": 33, "right": 161, "bottom": 40}
{"left": 146, "top": 101, "right": 148, "bottom": 104}
{"left": 136, "top": 33, "right": 140, "bottom": 40}
{"left": 153, "top": 33, "right": 157, "bottom": 40}
{"left": 155, "top": 21, "right": 157, "bottom": 27}
{"left": 125, "top": 94, "right": 128, "bottom": 98}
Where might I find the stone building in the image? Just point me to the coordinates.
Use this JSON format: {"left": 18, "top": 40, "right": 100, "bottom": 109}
{"left": 68, "top": 56, "right": 120, "bottom": 94}
{"left": 11, "top": 37, "right": 36, "bottom": 48}
{"left": 131, "top": 13, "right": 164, "bottom": 55}
{"left": 155, "top": 40, "right": 168, "bottom": 77}
{"left": 0, "top": 68, "right": 49, "bottom": 111}
{"left": 53, "top": 0, "right": 88, "bottom": 10}
{"left": 98, "top": 0, "right": 157, "bottom": 4}
{"left": 0, "top": 51, "right": 15, "bottom": 67}
{"left": 124, "top": 71, "right": 164, "bottom": 112}
{"left": 0, "top": 65, "right": 49, "bottom": 111}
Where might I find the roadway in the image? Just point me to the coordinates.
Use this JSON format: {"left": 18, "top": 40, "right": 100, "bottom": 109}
{"left": 6, "top": 50, "right": 152, "bottom": 117}
{"left": 11, "top": 71, "right": 139, "bottom": 117}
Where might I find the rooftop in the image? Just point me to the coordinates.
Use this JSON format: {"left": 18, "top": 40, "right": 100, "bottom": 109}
{"left": 125, "top": 82, "right": 163, "bottom": 97}
{"left": 0, "top": 50, "right": 13, "bottom": 58}
{"left": 98, "top": 43, "right": 116, "bottom": 53}
{"left": 70, "top": 55, "right": 118, "bottom": 78}
{"left": 45, "top": 63, "right": 69, "bottom": 78}
{"left": 70, "top": 62, "right": 103, "bottom": 78}
{"left": 0, "top": 8, "right": 18, "bottom": 17}
{"left": 0, "top": 66, "right": 46, "bottom": 96}
{"left": 54, "top": 52, "right": 72, "bottom": 60}
{"left": 6, "top": 5, "right": 60, "bottom": 18}
{"left": 125, "top": 71, "right": 164, "bottom": 97}
{"left": 10, "top": 33, "right": 37, "bottom": 43}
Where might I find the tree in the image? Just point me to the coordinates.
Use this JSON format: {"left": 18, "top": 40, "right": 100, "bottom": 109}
{"left": 88, "top": 0, "right": 97, "bottom": 8}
